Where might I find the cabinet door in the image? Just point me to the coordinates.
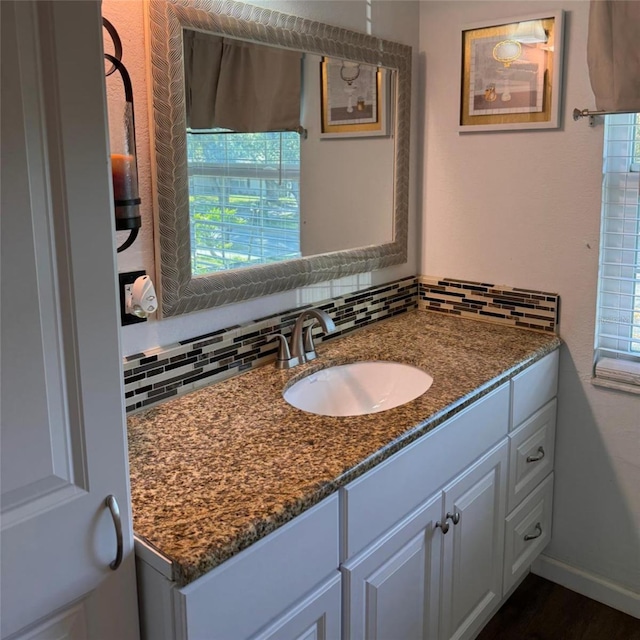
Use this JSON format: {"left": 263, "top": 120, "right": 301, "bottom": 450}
{"left": 440, "top": 442, "right": 508, "bottom": 640}
{"left": 253, "top": 573, "right": 341, "bottom": 640}
{"left": 342, "top": 493, "right": 443, "bottom": 640}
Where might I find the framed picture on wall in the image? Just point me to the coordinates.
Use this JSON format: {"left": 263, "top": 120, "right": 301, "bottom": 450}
{"left": 459, "top": 11, "right": 564, "bottom": 132}
{"left": 320, "top": 57, "right": 390, "bottom": 137}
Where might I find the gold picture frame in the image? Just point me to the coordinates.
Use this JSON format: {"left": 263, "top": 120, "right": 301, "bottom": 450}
{"left": 320, "top": 57, "right": 389, "bottom": 137}
{"left": 459, "top": 11, "right": 564, "bottom": 132}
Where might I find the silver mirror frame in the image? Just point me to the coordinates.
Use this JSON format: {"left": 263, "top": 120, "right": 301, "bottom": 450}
{"left": 147, "top": 0, "right": 412, "bottom": 317}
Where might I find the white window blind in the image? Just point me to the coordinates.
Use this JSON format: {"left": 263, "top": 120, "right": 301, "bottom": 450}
{"left": 187, "top": 130, "right": 300, "bottom": 274}
{"left": 594, "top": 113, "right": 640, "bottom": 387}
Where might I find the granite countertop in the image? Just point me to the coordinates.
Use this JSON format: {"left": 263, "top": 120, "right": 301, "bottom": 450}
{"left": 127, "top": 311, "right": 560, "bottom": 586}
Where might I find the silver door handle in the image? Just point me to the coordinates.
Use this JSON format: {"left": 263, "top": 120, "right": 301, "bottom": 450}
{"left": 526, "top": 446, "right": 545, "bottom": 463}
{"left": 435, "top": 520, "right": 450, "bottom": 534}
{"left": 105, "top": 495, "right": 123, "bottom": 570}
{"left": 446, "top": 511, "right": 461, "bottom": 525}
{"left": 524, "top": 522, "right": 543, "bottom": 541}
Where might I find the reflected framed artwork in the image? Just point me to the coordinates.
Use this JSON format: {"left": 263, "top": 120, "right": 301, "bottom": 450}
{"left": 459, "top": 11, "right": 564, "bottom": 132}
{"left": 320, "top": 57, "right": 389, "bottom": 137}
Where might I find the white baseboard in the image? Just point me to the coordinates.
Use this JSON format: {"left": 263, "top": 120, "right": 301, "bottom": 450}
{"left": 532, "top": 554, "right": 640, "bottom": 619}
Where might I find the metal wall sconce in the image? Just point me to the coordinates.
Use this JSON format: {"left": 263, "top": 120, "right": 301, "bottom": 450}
{"left": 103, "top": 18, "right": 142, "bottom": 253}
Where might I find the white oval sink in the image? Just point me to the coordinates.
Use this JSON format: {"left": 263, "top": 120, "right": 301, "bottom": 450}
{"left": 283, "top": 361, "right": 433, "bottom": 417}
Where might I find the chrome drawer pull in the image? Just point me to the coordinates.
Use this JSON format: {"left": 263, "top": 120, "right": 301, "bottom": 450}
{"left": 524, "top": 522, "right": 543, "bottom": 541}
{"left": 526, "top": 446, "right": 545, "bottom": 463}
{"left": 446, "top": 511, "right": 461, "bottom": 525}
{"left": 435, "top": 520, "right": 450, "bottom": 534}
{"left": 105, "top": 495, "right": 123, "bottom": 570}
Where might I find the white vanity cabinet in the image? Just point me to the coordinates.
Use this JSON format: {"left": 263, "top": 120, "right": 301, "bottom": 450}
{"left": 341, "top": 442, "right": 509, "bottom": 640}
{"left": 136, "top": 495, "right": 341, "bottom": 640}
{"left": 135, "top": 350, "right": 559, "bottom": 640}
{"left": 341, "top": 386, "right": 510, "bottom": 640}
{"left": 341, "top": 350, "right": 559, "bottom": 640}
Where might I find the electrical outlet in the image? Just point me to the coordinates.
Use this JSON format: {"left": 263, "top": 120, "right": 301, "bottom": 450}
{"left": 119, "top": 270, "right": 147, "bottom": 326}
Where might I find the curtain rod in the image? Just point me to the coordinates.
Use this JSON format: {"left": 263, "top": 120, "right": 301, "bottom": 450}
{"left": 573, "top": 107, "right": 639, "bottom": 126}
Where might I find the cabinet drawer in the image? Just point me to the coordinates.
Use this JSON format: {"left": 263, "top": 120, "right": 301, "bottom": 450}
{"left": 510, "top": 350, "right": 558, "bottom": 429}
{"left": 504, "top": 473, "right": 554, "bottom": 594}
{"left": 177, "top": 494, "right": 339, "bottom": 640}
{"left": 507, "top": 399, "right": 556, "bottom": 511}
{"left": 342, "top": 383, "right": 509, "bottom": 560}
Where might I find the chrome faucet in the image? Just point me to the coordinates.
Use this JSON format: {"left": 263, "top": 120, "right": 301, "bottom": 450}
{"left": 290, "top": 308, "right": 336, "bottom": 363}
{"left": 269, "top": 308, "right": 336, "bottom": 369}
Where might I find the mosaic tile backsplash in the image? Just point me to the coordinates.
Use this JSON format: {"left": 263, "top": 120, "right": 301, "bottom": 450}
{"left": 123, "top": 275, "right": 560, "bottom": 413}
{"left": 418, "top": 276, "right": 559, "bottom": 333}
{"left": 123, "top": 277, "right": 418, "bottom": 412}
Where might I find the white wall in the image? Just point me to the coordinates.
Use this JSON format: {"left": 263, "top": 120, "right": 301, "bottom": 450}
{"left": 300, "top": 53, "right": 394, "bottom": 256}
{"left": 102, "top": 0, "right": 420, "bottom": 355}
{"left": 420, "top": 0, "right": 639, "bottom": 599}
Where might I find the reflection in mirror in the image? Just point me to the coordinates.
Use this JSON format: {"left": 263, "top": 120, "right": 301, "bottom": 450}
{"left": 147, "top": 0, "right": 411, "bottom": 316}
{"left": 187, "top": 129, "right": 302, "bottom": 275}
{"left": 183, "top": 30, "right": 305, "bottom": 274}
{"left": 184, "top": 30, "right": 395, "bottom": 276}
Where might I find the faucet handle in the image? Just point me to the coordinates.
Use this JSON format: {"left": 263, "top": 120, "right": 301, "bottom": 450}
{"left": 268, "top": 333, "right": 300, "bottom": 369}
{"left": 303, "top": 325, "right": 318, "bottom": 362}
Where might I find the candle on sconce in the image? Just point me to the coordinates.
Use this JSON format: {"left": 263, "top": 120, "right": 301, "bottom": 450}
{"left": 111, "top": 153, "right": 136, "bottom": 203}
{"left": 111, "top": 153, "right": 141, "bottom": 230}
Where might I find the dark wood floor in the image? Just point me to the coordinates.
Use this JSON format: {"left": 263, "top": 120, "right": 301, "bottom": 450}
{"left": 477, "top": 573, "right": 640, "bottom": 640}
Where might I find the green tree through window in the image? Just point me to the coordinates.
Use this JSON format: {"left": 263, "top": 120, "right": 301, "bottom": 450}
{"left": 187, "top": 130, "right": 301, "bottom": 274}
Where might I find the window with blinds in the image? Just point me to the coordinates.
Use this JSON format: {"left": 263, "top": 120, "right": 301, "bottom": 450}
{"left": 187, "top": 130, "right": 301, "bottom": 275}
{"left": 594, "top": 113, "right": 640, "bottom": 387}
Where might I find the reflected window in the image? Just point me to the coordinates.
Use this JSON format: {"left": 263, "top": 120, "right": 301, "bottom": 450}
{"left": 187, "top": 130, "right": 301, "bottom": 274}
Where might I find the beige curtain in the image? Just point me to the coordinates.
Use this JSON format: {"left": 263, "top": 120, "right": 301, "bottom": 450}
{"left": 587, "top": 1, "right": 640, "bottom": 112}
{"left": 184, "top": 30, "right": 302, "bottom": 132}
{"left": 183, "top": 30, "right": 223, "bottom": 130}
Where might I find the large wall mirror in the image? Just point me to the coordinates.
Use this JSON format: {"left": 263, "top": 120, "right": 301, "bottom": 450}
{"left": 147, "top": 0, "right": 412, "bottom": 317}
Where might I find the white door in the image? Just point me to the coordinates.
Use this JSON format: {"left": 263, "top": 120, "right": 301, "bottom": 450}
{"left": 1, "top": 1, "right": 139, "bottom": 638}
{"left": 440, "top": 442, "right": 508, "bottom": 640}
{"left": 342, "top": 493, "right": 443, "bottom": 640}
